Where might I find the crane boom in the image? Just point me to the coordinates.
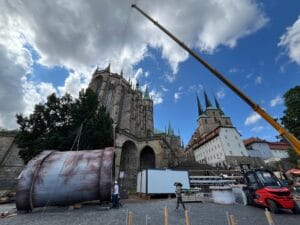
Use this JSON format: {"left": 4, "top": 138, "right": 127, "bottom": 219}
{"left": 131, "top": 4, "right": 300, "bottom": 156}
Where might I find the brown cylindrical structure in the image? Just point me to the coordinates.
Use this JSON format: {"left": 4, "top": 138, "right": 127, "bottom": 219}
{"left": 16, "top": 148, "right": 113, "bottom": 211}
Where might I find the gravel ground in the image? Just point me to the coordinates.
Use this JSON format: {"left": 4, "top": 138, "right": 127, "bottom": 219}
{"left": 0, "top": 199, "right": 299, "bottom": 225}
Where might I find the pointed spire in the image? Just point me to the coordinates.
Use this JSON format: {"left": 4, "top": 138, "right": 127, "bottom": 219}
{"left": 196, "top": 94, "right": 203, "bottom": 116}
{"left": 120, "top": 69, "right": 123, "bottom": 77}
{"left": 168, "top": 121, "right": 172, "bottom": 135}
{"left": 204, "top": 90, "right": 212, "bottom": 108}
{"left": 214, "top": 95, "right": 224, "bottom": 114}
{"left": 136, "top": 79, "right": 140, "bottom": 90}
{"left": 144, "top": 86, "right": 150, "bottom": 99}
{"left": 104, "top": 64, "right": 110, "bottom": 73}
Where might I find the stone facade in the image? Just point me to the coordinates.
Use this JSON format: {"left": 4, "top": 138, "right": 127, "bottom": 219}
{"left": 89, "top": 66, "right": 185, "bottom": 190}
{"left": 0, "top": 131, "right": 24, "bottom": 189}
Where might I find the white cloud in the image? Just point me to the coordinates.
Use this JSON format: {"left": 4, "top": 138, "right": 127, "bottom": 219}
{"left": 23, "top": 81, "right": 57, "bottom": 115}
{"left": 160, "top": 85, "right": 169, "bottom": 92}
{"left": 229, "top": 67, "right": 239, "bottom": 73}
{"left": 188, "top": 84, "right": 204, "bottom": 93}
{"left": 164, "top": 73, "right": 177, "bottom": 83}
{"left": 270, "top": 95, "right": 283, "bottom": 107}
{"left": 245, "top": 112, "right": 261, "bottom": 125}
{"left": 279, "top": 16, "right": 300, "bottom": 64}
{"left": 255, "top": 76, "right": 262, "bottom": 84}
{"left": 0, "top": 0, "right": 268, "bottom": 129}
{"left": 246, "top": 73, "right": 253, "bottom": 79}
{"left": 250, "top": 126, "right": 264, "bottom": 132}
{"left": 216, "top": 89, "right": 226, "bottom": 99}
{"left": 149, "top": 90, "right": 163, "bottom": 105}
{"left": 174, "top": 92, "right": 182, "bottom": 102}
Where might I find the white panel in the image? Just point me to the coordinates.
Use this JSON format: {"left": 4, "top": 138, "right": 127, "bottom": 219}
{"left": 146, "top": 169, "right": 190, "bottom": 194}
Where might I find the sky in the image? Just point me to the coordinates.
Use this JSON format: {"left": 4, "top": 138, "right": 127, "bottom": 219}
{"left": 1, "top": 0, "right": 300, "bottom": 146}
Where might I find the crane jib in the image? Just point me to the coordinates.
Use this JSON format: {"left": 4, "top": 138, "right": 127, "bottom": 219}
{"left": 131, "top": 4, "right": 300, "bottom": 155}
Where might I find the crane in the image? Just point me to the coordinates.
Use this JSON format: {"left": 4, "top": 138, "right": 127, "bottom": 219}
{"left": 131, "top": 4, "right": 300, "bottom": 156}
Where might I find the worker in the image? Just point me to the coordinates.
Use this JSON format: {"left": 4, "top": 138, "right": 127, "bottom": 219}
{"left": 175, "top": 182, "right": 185, "bottom": 210}
{"left": 112, "top": 180, "right": 120, "bottom": 208}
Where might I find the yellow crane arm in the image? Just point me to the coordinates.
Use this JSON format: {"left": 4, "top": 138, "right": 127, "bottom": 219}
{"left": 131, "top": 4, "right": 300, "bottom": 155}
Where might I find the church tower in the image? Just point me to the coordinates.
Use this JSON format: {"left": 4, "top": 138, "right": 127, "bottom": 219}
{"left": 89, "top": 66, "right": 154, "bottom": 138}
{"left": 197, "top": 90, "right": 233, "bottom": 137}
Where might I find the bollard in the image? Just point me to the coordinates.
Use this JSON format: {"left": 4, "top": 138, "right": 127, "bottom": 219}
{"left": 226, "top": 212, "right": 237, "bottom": 225}
{"left": 127, "top": 211, "right": 133, "bottom": 225}
{"left": 229, "top": 215, "right": 237, "bottom": 225}
{"left": 164, "top": 207, "right": 169, "bottom": 225}
{"left": 226, "top": 212, "right": 231, "bottom": 225}
{"left": 185, "top": 209, "right": 191, "bottom": 225}
{"left": 265, "top": 208, "right": 275, "bottom": 225}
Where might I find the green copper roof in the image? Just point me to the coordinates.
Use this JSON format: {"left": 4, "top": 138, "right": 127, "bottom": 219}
{"left": 196, "top": 94, "right": 203, "bottom": 116}
{"left": 204, "top": 90, "right": 213, "bottom": 108}
{"left": 144, "top": 86, "right": 150, "bottom": 99}
{"left": 214, "top": 95, "right": 224, "bottom": 115}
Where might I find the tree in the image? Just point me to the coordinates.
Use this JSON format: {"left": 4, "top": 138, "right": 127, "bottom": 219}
{"left": 281, "top": 86, "right": 300, "bottom": 166}
{"left": 16, "top": 88, "right": 113, "bottom": 163}
{"left": 281, "top": 86, "right": 300, "bottom": 139}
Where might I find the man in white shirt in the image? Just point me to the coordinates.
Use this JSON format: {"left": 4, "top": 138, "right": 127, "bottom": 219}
{"left": 112, "top": 180, "right": 120, "bottom": 208}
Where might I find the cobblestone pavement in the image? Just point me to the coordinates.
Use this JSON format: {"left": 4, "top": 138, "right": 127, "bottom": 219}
{"left": 0, "top": 199, "right": 299, "bottom": 225}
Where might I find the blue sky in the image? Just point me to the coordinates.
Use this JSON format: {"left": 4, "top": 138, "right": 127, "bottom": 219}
{"left": 1, "top": 0, "right": 300, "bottom": 146}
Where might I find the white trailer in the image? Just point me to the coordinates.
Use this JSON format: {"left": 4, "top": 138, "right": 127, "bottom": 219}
{"left": 137, "top": 169, "right": 190, "bottom": 195}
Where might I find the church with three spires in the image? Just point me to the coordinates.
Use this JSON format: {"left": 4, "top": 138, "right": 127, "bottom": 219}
{"left": 185, "top": 91, "right": 263, "bottom": 167}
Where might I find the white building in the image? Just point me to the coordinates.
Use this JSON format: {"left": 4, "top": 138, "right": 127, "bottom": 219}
{"left": 244, "top": 138, "right": 290, "bottom": 162}
{"left": 193, "top": 127, "right": 249, "bottom": 167}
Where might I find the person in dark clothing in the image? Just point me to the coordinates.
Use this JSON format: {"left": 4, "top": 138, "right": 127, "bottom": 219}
{"left": 175, "top": 182, "right": 185, "bottom": 210}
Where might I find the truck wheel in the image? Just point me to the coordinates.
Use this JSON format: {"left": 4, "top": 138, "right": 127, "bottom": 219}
{"left": 292, "top": 202, "right": 300, "bottom": 214}
{"left": 267, "top": 199, "right": 279, "bottom": 214}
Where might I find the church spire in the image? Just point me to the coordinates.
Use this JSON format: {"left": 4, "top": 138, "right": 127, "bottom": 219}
{"left": 196, "top": 94, "right": 203, "bottom": 116}
{"left": 214, "top": 95, "right": 223, "bottom": 114}
{"left": 204, "top": 90, "right": 212, "bottom": 108}
{"left": 104, "top": 64, "right": 110, "bottom": 73}
{"left": 144, "top": 86, "right": 150, "bottom": 99}
{"left": 167, "top": 121, "right": 173, "bottom": 135}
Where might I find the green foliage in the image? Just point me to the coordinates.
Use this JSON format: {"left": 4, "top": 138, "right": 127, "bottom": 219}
{"left": 281, "top": 86, "right": 300, "bottom": 139}
{"left": 281, "top": 86, "right": 300, "bottom": 166}
{"left": 16, "top": 89, "right": 113, "bottom": 163}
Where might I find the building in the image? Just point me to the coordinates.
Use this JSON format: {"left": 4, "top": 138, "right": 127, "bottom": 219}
{"left": 185, "top": 92, "right": 263, "bottom": 167}
{"left": 89, "top": 66, "right": 185, "bottom": 189}
{"left": 244, "top": 138, "right": 290, "bottom": 162}
{"left": 243, "top": 138, "right": 273, "bottom": 160}
{"left": 0, "top": 131, "right": 24, "bottom": 189}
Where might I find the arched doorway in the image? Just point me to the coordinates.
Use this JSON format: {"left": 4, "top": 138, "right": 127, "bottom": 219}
{"left": 119, "top": 141, "right": 138, "bottom": 191}
{"left": 140, "top": 146, "right": 155, "bottom": 170}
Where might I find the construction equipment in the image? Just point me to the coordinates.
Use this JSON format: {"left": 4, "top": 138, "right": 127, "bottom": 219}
{"left": 131, "top": 4, "right": 300, "bottom": 156}
{"left": 242, "top": 168, "right": 300, "bottom": 214}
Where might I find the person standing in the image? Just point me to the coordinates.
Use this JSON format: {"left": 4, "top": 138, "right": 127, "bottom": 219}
{"left": 175, "top": 182, "right": 185, "bottom": 210}
{"left": 112, "top": 180, "right": 120, "bottom": 208}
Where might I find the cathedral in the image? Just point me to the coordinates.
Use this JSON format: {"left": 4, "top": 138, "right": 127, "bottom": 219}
{"left": 88, "top": 66, "right": 185, "bottom": 190}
